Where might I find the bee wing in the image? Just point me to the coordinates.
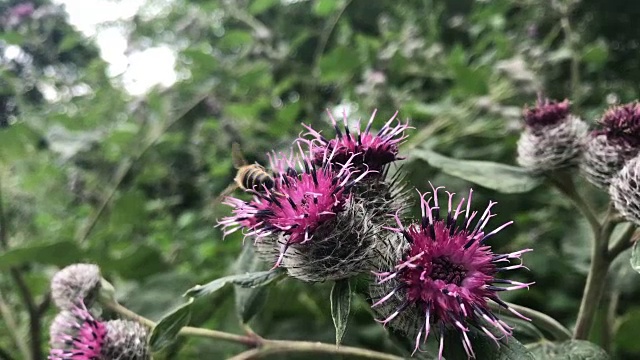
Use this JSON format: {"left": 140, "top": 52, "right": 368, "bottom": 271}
{"left": 231, "top": 142, "right": 248, "bottom": 168}
{"left": 215, "top": 183, "right": 239, "bottom": 204}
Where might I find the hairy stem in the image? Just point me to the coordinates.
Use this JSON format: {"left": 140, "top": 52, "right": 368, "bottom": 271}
{"left": 608, "top": 223, "right": 637, "bottom": 261}
{"left": 488, "top": 301, "right": 571, "bottom": 340}
{"left": 105, "top": 301, "right": 402, "bottom": 360}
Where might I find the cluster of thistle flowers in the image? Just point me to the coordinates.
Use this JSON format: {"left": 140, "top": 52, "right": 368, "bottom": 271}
{"left": 517, "top": 98, "right": 640, "bottom": 225}
{"left": 221, "top": 110, "right": 534, "bottom": 358}
{"left": 48, "top": 264, "right": 149, "bottom": 360}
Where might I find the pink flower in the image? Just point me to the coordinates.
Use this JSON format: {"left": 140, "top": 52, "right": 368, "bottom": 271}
{"left": 596, "top": 102, "right": 640, "bottom": 147}
{"left": 370, "top": 184, "right": 533, "bottom": 359}
{"left": 49, "top": 301, "right": 106, "bottom": 360}
{"left": 219, "top": 147, "right": 371, "bottom": 267}
{"left": 522, "top": 98, "right": 571, "bottom": 128}
{"left": 300, "top": 109, "right": 410, "bottom": 172}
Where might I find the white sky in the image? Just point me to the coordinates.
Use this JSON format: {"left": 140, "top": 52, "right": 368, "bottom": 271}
{"left": 52, "top": 0, "right": 177, "bottom": 96}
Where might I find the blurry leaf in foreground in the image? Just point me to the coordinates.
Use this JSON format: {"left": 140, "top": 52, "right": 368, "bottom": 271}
{"left": 0, "top": 241, "right": 83, "bottom": 270}
{"left": 149, "top": 298, "right": 194, "bottom": 353}
{"left": 330, "top": 278, "right": 351, "bottom": 346}
{"left": 527, "top": 340, "right": 609, "bottom": 360}
{"left": 630, "top": 241, "right": 640, "bottom": 274}
{"left": 185, "top": 268, "right": 285, "bottom": 298}
{"left": 412, "top": 148, "right": 543, "bottom": 193}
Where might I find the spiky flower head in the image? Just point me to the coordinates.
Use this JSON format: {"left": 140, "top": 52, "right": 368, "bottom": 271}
{"left": 51, "top": 263, "right": 101, "bottom": 311}
{"left": 370, "top": 184, "right": 533, "bottom": 359}
{"left": 49, "top": 301, "right": 106, "bottom": 360}
{"left": 300, "top": 109, "right": 410, "bottom": 174}
{"left": 219, "top": 146, "right": 378, "bottom": 280}
{"left": 517, "top": 98, "right": 587, "bottom": 173}
{"left": 581, "top": 103, "right": 640, "bottom": 188}
{"left": 102, "top": 320, "right": 150, "bottom": 360}
{"left": 610, "top": 155, "right": 640, "bottom": 225}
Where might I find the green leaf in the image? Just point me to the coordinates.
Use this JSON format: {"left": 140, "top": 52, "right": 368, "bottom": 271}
{"left": 233, "top": 244, "right": 270, "bottom": 324}
{"left": 104, "top": 245, "right": 170, "bottom": 280}
{"left": 318, "top": 47, "right": 361, "bottom": 83}
{"left": 444, "top": 331, "right": 534, "bottom": 360}
{"left": 412, "top": 148, "right": 543, "bottom": 193}
{"left": 630, "top": 241, "right": 640, "bottom": 274}
{"left": 149, "top": 298, "right": 194, "bottom": 352}
{"left": 615, "top": 308, "right": 640, "bottom": 354}
{"left": 330, "top": 279, "right": 351, "bottom": 345}
{"left": 527, "top": 340, "right": 609, "bottom": 359}
{"left": 314, "top": 0, "right": 340, "bottom": 16}
{"left": 0, "top": 241, "right": 83, "bottom": 270}
{"left": 249, "top": 0, "right": 278, "bottom": 14}
{"left": 185, "top": 268, "right": 284, "bottom": 298}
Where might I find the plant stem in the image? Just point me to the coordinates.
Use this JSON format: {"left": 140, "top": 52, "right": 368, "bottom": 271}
{"left": 607, "top": 223, "right": 637, "bottom": 261}
{"left": 105, "top": 301, "right": 402, "bottom": 360}
{"left": 228, "top": 340, "right": 404, "bottom": 360}
{"left": 548, "top": 175, "right": 601, "bottom": 236}
{"left": 0, "top": 291, "right": 30, "bottom": 360}
{"left": 572, "top": 210, "right": 616, "bottom": 340}
{"left": 488, "top": 301, "right": 571, "bottom": 340}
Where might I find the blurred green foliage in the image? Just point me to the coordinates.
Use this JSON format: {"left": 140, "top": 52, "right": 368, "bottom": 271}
{"left": 1, "top": 0, "right": 640, "bottom": 359}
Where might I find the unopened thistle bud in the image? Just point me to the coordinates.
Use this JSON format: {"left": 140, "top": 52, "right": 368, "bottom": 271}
{"left": 51, "top": 263, "right": 101, "bottom": 311}
{"left": 300, "top": 109, "right": 410, "bottom": 174}
{"left": 370, "top": 184, "right": 533, "bottom": 358}
{"left": 610, "top": 155, "right": 640, "bottom": 225}
{"left": 102, "top": 320, "right": 150, "bottom": 360}
{"left": 220, "top": 147, "right": 381, "bottom": 282}
{"left": 581, "top": 102, "right": 640, "bottom": 188}
{"left": 517, "top": 98, "right": 587, "bottom": 173}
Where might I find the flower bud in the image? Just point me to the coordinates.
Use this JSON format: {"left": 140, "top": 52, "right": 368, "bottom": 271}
{"left": 102, "top": 320, "right": 150, "bottom": 360}
{"left": 610, "top": 155, "right": 640, "bottom": 225}
{"left": 517, "top": 98, "right": 587, "bottom": 173}
{"left": 581, "top": 102, "right": 640, "bottom": 188}
{"left": 51, "top": 263, "right": 101, "bottom": 311}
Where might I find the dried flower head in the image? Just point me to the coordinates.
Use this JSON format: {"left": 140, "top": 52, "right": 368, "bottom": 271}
{"left": 219, "top": 147, "right": 372, "bottom": 270}
{"left": 517, "top": 98, "right": 587, "bottom": 173}
{"left": 610, "top": 155, "right": 640, "bottom": 225}
{"left": 370, "top": 185, "right": 533, "bottom": 359}
{"left": 300, "top": 109, "right": 410, "bottom": 173}
{"left": 51, "top": 263, "right": 101, "bottom": 311}
{"left": 102, "top": 320, "right": 150, "bottom": 360}
{"left": 581, "top": 103, "right": 640, "bottom": 188}
{"left": 49, "top": 302, "right": 106, "bottom": 360}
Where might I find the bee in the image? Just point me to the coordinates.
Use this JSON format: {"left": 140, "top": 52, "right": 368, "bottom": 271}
{"left": 216, "top": 143, "right": 275, "bottom": 201}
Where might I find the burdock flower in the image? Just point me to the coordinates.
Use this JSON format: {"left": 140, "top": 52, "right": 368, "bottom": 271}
{"left": 49, "top": 301, "right": 106, "bottom": 360}
{"left": 300, "top": 109, "right": 410, "bottom": 173}
{"left": 51, "top": 263, "right": 101, "bottom": 311}
{"left": 370, "top": 185, "right": 533, "bottom": 358}
{"left": 219, "top": 147, "right": 379, "bottom": 281}
{"left": 581, "top": 102, "right": 640, "bottom": 188}
{"left": 102, "top": 320, "right": 150, "bottom": 360}
{"left": 517, "top": 98, "right": 587, "bottom": 173}
{"left": 610, "top": 155, "right": 640, "bottom": 225}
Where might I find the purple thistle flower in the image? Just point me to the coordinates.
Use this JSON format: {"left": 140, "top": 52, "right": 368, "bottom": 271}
{"left": 597, "top": 102, "right": 640, "bottom": 148}
{"left": 219, "top": 146, "right": 372, "bottom": 268}
{"left": 370, "top": 184, "right": 533, "bottom": 359}
{"left": 581, "top": 102, "right": 640, "bottom": 188}
{"left": 49, "top": 301, "right": 106, "bottom": 360}
{"left": 517, "top": 97, "right": 587, "bottom": 173}
{"left": 300, "top": 109, "right": 410, "bottom": 173}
